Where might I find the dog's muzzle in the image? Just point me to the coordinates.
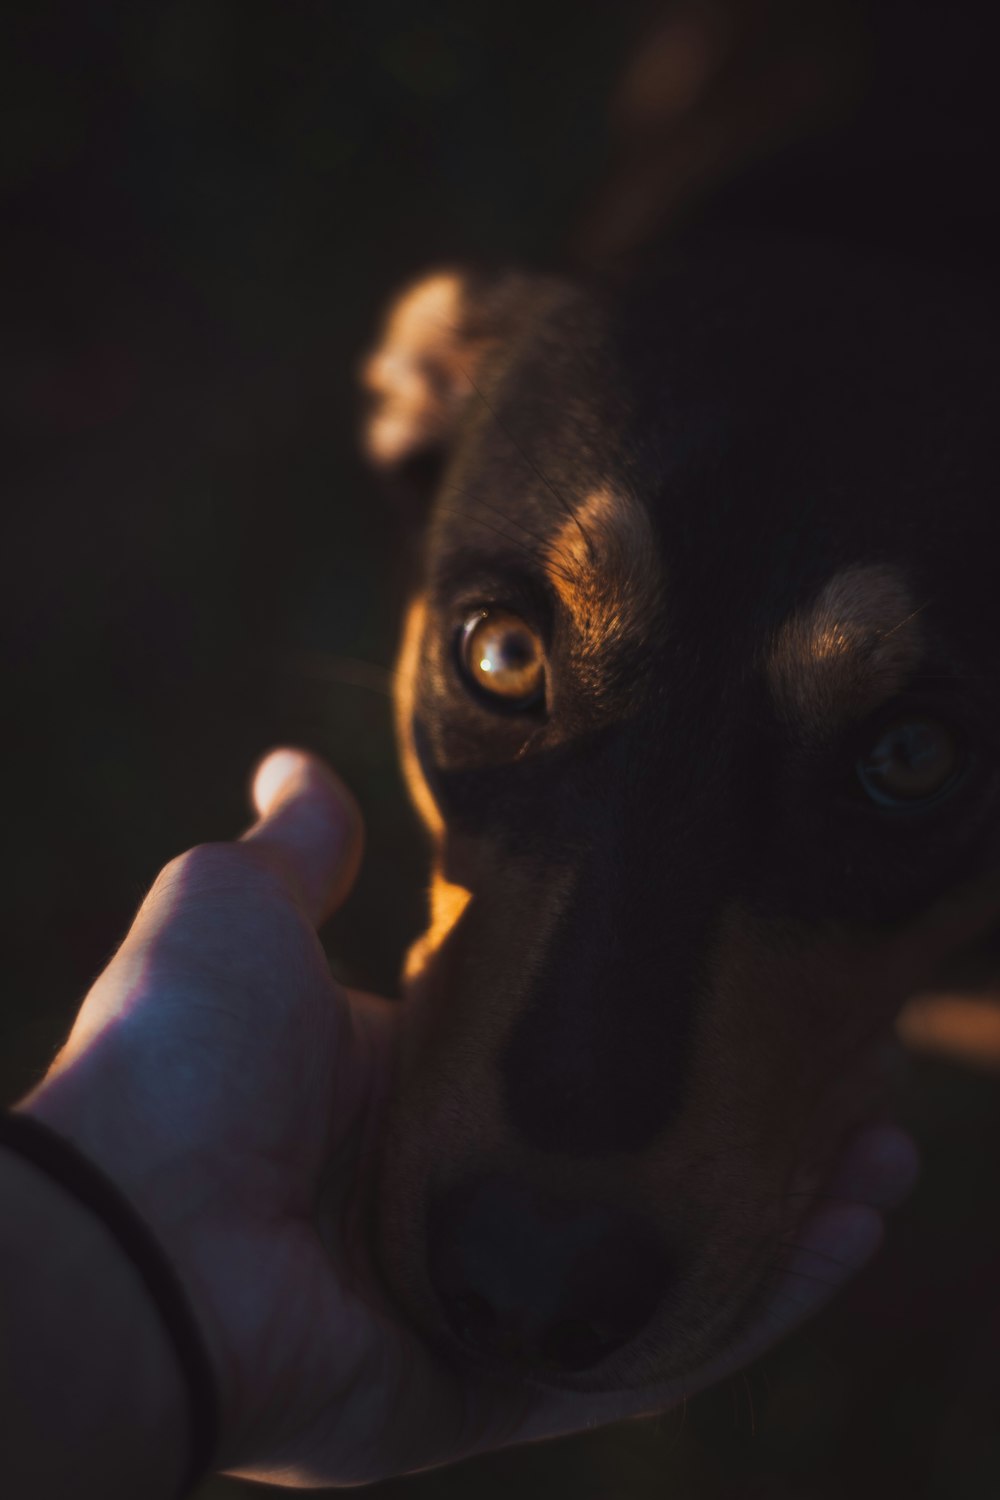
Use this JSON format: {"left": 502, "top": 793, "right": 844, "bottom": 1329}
{"left": 427, "top": 1173, "right": 668, "bottom": 1374}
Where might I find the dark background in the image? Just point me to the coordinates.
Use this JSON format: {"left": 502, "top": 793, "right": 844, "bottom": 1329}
{"left": 2, "top": 3, "right": 998, "bottom": 1496}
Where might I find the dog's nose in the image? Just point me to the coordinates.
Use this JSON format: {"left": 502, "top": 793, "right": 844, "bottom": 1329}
{"left": 427, "top": 1175, "right": 666, "bottom": 1372}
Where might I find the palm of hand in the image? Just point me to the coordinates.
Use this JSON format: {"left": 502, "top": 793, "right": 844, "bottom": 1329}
{"left": 24, "top": 756, "right": 534, "bottom": 1485}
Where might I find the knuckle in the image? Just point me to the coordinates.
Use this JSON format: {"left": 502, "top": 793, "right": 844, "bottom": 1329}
{"left": 158, "top": 841, "right": 243, "bottom": 890}
{"left": 154, "top": 841, "right": 299, "bottom": 918}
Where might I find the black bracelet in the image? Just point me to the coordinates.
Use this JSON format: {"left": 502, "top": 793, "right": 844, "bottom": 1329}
{"left": 0, "top": 1109, "right": 220, "bottom": 1496}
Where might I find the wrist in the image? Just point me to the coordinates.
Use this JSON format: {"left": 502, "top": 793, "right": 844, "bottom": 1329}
{"left": 20, "top": 1042, "right": 236, "bottom": 1440}
{"left": 19, "top": 1046, "right": 258, "bottom": 1474}
{"left": 0, "top": 1141, "right": 189, "bottom": 1499}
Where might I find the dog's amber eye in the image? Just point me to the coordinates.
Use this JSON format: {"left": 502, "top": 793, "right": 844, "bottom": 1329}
{"left": 856, "top": 719, "right": 962, "bottom": 806}
{"left": 459, "top": 609, "right": 545, "bottom": 706}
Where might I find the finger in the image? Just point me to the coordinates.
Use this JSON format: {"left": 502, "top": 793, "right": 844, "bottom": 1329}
{"left": 240, "top": 748, "right": 364, "bottom": 926}
{"left": 824, "top": 1121, "right": 920, "bottom": 1211}
{"left": 511, "top": 1128, "right": 924, "bottom": 1446}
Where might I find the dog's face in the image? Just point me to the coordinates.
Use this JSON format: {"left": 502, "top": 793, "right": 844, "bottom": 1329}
{"left": 361, "top": 242, "right": 1000, "bottom": 1392}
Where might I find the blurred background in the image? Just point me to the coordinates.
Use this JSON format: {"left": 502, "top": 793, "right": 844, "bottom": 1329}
{"left": 1, "top": 2, "right": 998, "bottom": 1495}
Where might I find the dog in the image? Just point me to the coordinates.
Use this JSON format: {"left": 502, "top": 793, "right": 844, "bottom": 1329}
{"left": 355, "top": 1, "right": 1000, "bottom": 1407}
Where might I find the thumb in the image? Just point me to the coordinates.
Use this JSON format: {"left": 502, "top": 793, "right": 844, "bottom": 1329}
{"left": 240, "top": 748, "right": 364, "bottom": 926}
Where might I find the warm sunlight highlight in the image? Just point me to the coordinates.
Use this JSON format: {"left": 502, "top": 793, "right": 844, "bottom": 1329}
{"left": 403, "top": 873, "right": 473, "bottom": 983}
{"left": 768, "top": 563, "right": 924, "bottom": 735}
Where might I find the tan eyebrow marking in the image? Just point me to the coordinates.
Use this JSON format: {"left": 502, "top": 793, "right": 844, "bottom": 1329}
{"left": 768, "top": 563, "right": 924, "bottom": 736}
{"left": 544, "top": 486, "right": 661, "bottom": 676}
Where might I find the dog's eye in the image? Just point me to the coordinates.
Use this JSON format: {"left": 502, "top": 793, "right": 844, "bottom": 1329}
{"left": 459, "top": 609, "right": 545, "bottom": 707}
{"left": 856, "top": 719, "right": 963, "bottom": 807}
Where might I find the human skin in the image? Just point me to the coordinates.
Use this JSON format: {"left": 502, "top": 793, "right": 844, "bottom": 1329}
{"left": 1, "top": 749, "right": 919, "bottom": 1494}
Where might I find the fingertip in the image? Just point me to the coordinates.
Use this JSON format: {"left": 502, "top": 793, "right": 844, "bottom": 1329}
{"left": 244, "top": 747, "right": 365, "bottom": 924}
{"left": 828, "top": 1122, "right": 921, "bottom": 1211}
{"left": 252, "top": 747, "right": 315, "bottom": 817}
{"left": 252, "top": 746, "right": 361, "bottom": 827}
{"left": 865, "top": 1123, "right": 922, "bottom": 1207}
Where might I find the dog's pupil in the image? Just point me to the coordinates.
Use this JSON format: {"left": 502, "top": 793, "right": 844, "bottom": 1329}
{"left": 477, "top": 623, "right": 536, "bottom": 684}
{"left": 495, "top": 631, "right": 532, "bottom": 668}
{"left": 462, "top": 610, "right": 544, "bottom": 703}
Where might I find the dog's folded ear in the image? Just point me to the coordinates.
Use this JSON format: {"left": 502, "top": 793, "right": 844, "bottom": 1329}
{"left": 360, "top": 268, "right": 550, "bottom": 494}
{"left": 361, "top": 271, "right": 478, "bottom": 475}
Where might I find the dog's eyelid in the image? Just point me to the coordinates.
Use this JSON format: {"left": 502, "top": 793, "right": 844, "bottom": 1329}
{"left": 842, "top": 687, "right": 975, "bottom": 755}
{"left": 447, "top": 598, "right": 551, "bottom": 651}
{"left": 431, "top": 563, "right": 556, "bottom": 642}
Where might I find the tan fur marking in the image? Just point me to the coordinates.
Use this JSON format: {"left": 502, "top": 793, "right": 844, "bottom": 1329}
{"left": 393, "top": 593, "right": 444, "bottom": 838}
{"left": 378, "top": 860, "right": 578, "bottom": 1322}
{"left": 545, "top": 486, "right": 661, "bottom": 668}
{"left": 362, "top": 272, "right": 493, "bottom": 467}
{"left": 403, "top": 873, "right": 473, "bottom": 984}
{"left": 769, "top": 563, "right": 923, "bottom": 736}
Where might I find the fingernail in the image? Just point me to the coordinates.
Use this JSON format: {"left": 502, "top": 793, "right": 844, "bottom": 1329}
{"left": 252, "top": 748, "right": 310, "bottom": 816}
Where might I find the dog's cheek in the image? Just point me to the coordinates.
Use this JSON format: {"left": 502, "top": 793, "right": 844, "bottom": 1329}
{"left": 708, "top": 906, "right": 907, "bottom": 1101}
{"left": 375, "top": 862, "right": 572, "bottom": 1325}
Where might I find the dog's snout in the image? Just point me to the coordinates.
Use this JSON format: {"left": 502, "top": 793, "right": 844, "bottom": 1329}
{"left": 427, "top": 1175, "right": 667, "bottom": 1373}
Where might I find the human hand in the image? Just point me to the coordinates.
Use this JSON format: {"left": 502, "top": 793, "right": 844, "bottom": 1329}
{"left": 19, "top": 749, "right": 919, "bottom": 1489}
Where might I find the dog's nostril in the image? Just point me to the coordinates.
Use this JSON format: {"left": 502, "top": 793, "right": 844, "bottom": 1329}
{"left": 537, "top": 1317, "right": 617, "bottom": 1371}
{"left": 428, "top": 1174, "right": 666, "bottom": 1373}
{"left": 451, "top": 1290, "right": 498, "bottom": 1343}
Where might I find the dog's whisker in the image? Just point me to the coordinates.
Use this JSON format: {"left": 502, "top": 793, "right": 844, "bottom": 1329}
{"left": 777, "top": 1240, "right": 857, "bottom": 1271}
{"left": 435, "top": 503, "right": 544, "bottom": 564}
{"left": 440, "top": 485, "right": 585, "bottom": 589}
{"left": 879, "top": 597, "right": 933, "bottom": 641}
{"left": 278, "top": 650, "right": 394, "bottom": 698}
{"left": 435, "top": 502, "right": 579, "bottom": 588}
{"left": 438, "top": 481, "right": 555, "bottom": 551}
{"left": 715, "top": 1228, "right": 859, "bottom": 1292}
{"left": 458, "top": 362, "right": 597, "bottom": 563}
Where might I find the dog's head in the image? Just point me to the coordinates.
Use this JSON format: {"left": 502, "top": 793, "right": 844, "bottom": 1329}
{"left": 360, "top": 241, "right": 1000, "bottom": 1392}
